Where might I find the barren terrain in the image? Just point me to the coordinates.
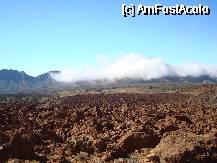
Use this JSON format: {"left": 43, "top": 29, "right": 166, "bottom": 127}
{"left": 0, "top": 84, "right": 217, "bottom": 162}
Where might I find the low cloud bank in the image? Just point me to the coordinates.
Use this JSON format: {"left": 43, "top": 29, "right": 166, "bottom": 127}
{"left": 50, "top": 54, "right": 217, "bottom": 82}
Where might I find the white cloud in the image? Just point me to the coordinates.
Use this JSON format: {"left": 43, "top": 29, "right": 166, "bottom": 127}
{"left": 50, "top": 53, "right": 217, "bottom": 82}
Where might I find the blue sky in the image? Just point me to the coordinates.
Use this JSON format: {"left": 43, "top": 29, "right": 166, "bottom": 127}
{"left": 0, "top": 0, "right": 216, "bottom": 76}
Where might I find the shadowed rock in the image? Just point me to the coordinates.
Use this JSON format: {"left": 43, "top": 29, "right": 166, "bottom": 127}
{"left": 0, "top": 132, "right": 47, "bottom": 162}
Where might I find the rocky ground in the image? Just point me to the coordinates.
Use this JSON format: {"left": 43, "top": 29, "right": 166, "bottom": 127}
{"left": 0, "top": 84, "right": 217, "bottom": 162}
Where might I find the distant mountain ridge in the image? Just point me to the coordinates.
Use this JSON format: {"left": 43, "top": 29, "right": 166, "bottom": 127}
{"left": 0, "top": 69, "right": 217, "bottom": 93}
{"left": 0, "top": 69, "right": 62, "bottom": 94}
{"left": 0, "top": 69, "right": 34, "bottom": 81}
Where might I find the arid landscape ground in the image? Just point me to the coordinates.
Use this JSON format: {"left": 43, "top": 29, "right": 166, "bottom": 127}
{"left": 0, "top": 84, "right": 217, "bottom": 163}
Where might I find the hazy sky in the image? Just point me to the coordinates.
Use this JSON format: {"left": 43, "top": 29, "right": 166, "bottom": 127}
{"left": 0, "top": 0, "right": 216, "bottom": 76}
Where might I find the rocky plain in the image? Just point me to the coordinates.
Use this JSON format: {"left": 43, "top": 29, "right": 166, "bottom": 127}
{"left": 0, "top": 84, "right": 217, "bottom": 162}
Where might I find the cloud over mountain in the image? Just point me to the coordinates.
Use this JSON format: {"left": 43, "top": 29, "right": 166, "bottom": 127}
{"left": 50, "top": 54, "right": 217, "bottom": 82}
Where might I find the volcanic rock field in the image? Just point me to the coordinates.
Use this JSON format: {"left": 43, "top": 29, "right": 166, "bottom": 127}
{"left": 0, "top": 85, "right": 217, "bottom": 162}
